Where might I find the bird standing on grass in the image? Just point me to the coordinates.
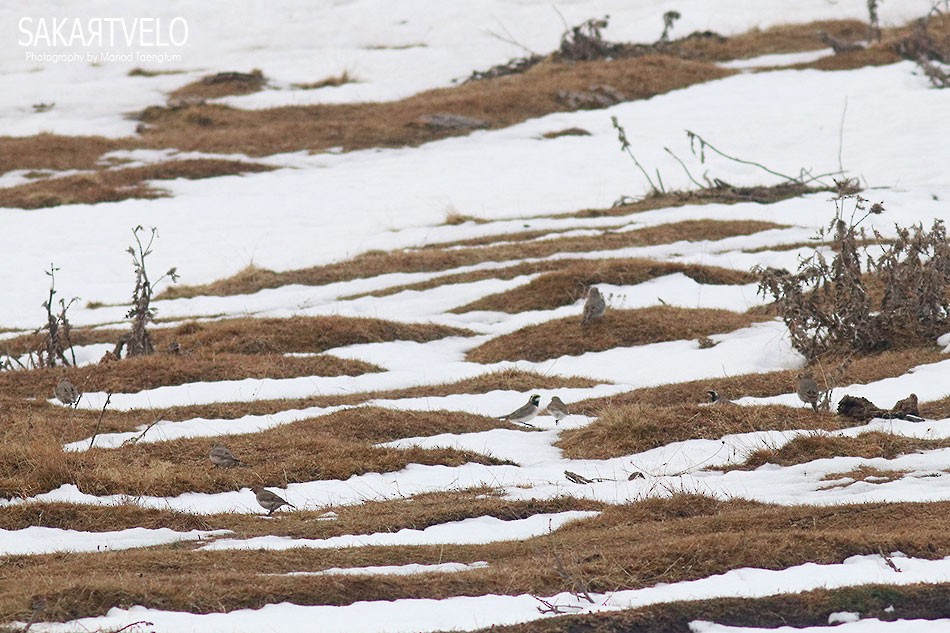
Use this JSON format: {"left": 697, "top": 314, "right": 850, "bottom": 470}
{"left": 54, "top": 378, "right": 80, "bottom": 406}
{"left": 797, "top": 372, "right": 820, "bottom": 412}
{"left": 209, "top": 443, "right": 242, "bottom": 468}
{"left": 581, "top": 287, "right": 606, "bottom": 325}
{"left": 252, "top": 486, "right": 295, "bottom": 515}
{"left": 706, "top": 390, "right": 733, "bottom": 405}
{"left": 499, "top": 394, "right": 541, "bottom": 425}
{"left": 546, "top": 396, "right": 570, "bottom": 424}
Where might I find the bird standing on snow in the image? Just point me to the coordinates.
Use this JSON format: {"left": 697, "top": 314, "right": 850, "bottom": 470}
{"left": 499, "top": 394, "right": 541, "bottom": 425}
{"left": 546, "top": 396, "right": 570, "bottom": 424}
{"left": 209, "top": 443, "right": 242, "bottom": 468}
{"left": 796, "top": 372, "right": 820, "bottom": 412}
{"left": 581, "top": 287, "right": 606, "bottom": 325}
{"left": 252, "top": 486, "right": 295, "bottom": 515}
{"left": 54, "top": 378, "right": 80, "bottom": 406}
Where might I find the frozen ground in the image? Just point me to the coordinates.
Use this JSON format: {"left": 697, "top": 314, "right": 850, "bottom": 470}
{"left": 3, "top": 0, "right": 950, "bottom": 632}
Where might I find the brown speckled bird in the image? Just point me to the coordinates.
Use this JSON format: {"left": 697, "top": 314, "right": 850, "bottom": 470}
{"left": 796, "top": 372, "right": 820, "bottom": 412}
{"left": 252, "top": 486, "right": 295, "bottom": 515}
{"left": 581, "top": 287, "right": 606, "bottom": 325}
{"left": 209, "top": 443, "right": 242, "bottom": 468}
{"left": 54, "top": 378, "right": 80, "bottom": 406}
{"left": 546, "top": 396, "right": 570, "bottom": 424}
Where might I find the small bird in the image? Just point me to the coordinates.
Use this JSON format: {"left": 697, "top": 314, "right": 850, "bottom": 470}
{"left": 252, "top": 486, "right": 295, "bottom": 515}
{"left": 209, "top": 443, "right": 242, "bottom": 468}
{"left": 796, "top": 372, "right": 820, "bottom": 412}
{"left": 546, "top": 396, "right": 570, "bottom": 424}
{"left": 54, "top": 378, "right": 80, "bottom": 406}
{"left": 706, "top": 390, "right": 733, "bottom": 405}
{"left": 581, "top": 286, "right": 607, "bottom": 325}
{"left": 499, "top": 394, "right": 541, "bottom": 425}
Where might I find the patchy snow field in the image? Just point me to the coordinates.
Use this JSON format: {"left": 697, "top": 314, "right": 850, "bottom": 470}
{"left": 2, "top": 0, "right": 950, "bottom": 632}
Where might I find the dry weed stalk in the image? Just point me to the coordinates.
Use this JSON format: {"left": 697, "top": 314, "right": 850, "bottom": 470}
{"left": 756, "top": 191, "right": 950, "bottom": 360}
{"left": 35, "top": 264, "right": 78, "bottom": 368}
{"left": 114, "top": 226, "right": 179, "bottom": 358}
{"left": 557, "top": 16, "right": 619, "bottom": 61}
{"left": 867, "top": 0, "right": 882, "bottom": 42}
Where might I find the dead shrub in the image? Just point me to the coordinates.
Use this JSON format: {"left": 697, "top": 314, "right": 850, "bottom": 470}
{"left": 556, "top": 16, "right": 622, "bottom": 61}
{"left": 894, "top": 8, "right": 950, "bottom": 87}
{"left": 755, "top": 192, "right": 950, "bottom": 360}
{"left": 114, "top": 227, "right": 179, "bottom": 358}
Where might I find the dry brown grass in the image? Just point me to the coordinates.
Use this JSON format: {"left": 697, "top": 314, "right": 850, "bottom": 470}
{"left": 0, "top": 407, "right": 511, "bottom": 498}
{"left": 0, "top": 134, "right": 134, "bottom": 173}
{"left": 8, "top": 496, "right": 950, "bottom": 622}
{"left": 558, "top": 403, "right": 843, "bottom": 460}
{"left": 467, "top": 306, "right": 764, "bottom": 364}
{"left": 1, "top": 315, "right": 471, "bottom": 358}
{"left": 559, "top": 182, "right": 821, "bottom": 219}
{"left": 0, "top": 353, "right": 377, "bottom": 400}
{"left": 155, "top": 315, "right": 472, "bottom": 354}
{"left": 0, "top": 159, "right": 275, "bottom": 209}
{"left": 292, "top": 71, "right": 357, "bottom": 90}
{"left": 453, "top": 258, "right": 756, "bottom": 314}
{"left": 820, "top": 464, "right": 908, "bottom": 488}
{"left": 737, "top": 431, "right": 950, "bottom": 471}
{"left": 572, "top": 346, "right": 948, "bottom": 413}
{"left": 138, "top": 55, "right": 730, "bottom": 157}
{"left": 168, "top": 70, "right": 266, "bottom": 101}
{"left": 161, "top": 219, "right": 777, "bottom": 300}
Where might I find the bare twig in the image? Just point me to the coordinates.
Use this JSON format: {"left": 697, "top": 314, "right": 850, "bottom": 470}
{"left": 121, "top": 411, "right": 168, "bottom": 447}
{"left": 879, "top": 547, "right": 901, "bottom": 572}
{"left": 837, "top": 97, "right": 848, "bottom": 175}
{"left": 612, "top": 116, "right": 663, "bottom": 195}
{"left": 664, "top": 146, "right": 705, "bottom": 188}
{"left": 88, "top": 393, "right": 113, "bottom": 450}
{"left": 487, "top": 18, "right": 538, "bottom": 56}
{"left": 111, "top": 622, "right": 155, "bottom": 633}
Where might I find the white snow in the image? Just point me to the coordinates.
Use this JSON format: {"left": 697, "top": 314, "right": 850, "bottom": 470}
{"left": 201, "top": 511, "right": 599, "bottom": 551}
{"left": 0, "top": 525, "right": 228, "bottom": 556}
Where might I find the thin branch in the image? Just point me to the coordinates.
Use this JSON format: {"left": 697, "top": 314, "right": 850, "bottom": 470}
{"left": 88, "top": 393, "right": 113, "bottom": 450}
{"left": 121, "top": 411, "right": 168, "bottom": 447}
{"left": 487, "top": 18, "right": 538, "bottom": 56}
{"left": 837, "top": 97, "right": 849, "bottom": 176}
{"left": 613, "top": 116, "right": 663, "bottom": 194}
{"left": 664, "top": 146, "right": 705, "bottom": 188}
{"left": 686, "top": 129, "right": 802, "bottom": 184}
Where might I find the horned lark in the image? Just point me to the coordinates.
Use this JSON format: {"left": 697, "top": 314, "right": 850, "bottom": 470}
{"left": 706, "top": 390, "right": 733, "bottom": 405}
{"left": 581, "top": 286, "right": 606, "bottom": 325}
{"left": 796, "top": 372, "right": 820, "bottom": 412}
{"left": 252, "top": 486, "right": 295, "bottom": 515}
{"left": 54, "top": 378, "right": 80, "bottom": 406}
{"left": 209, "top": 443, "right": 242, "bottom": 468}
{"left": 499, "top": 394, "right": 541, "bottom": 425}
{"left": 546, "top": 396, "right": 570, "bottom": 424}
